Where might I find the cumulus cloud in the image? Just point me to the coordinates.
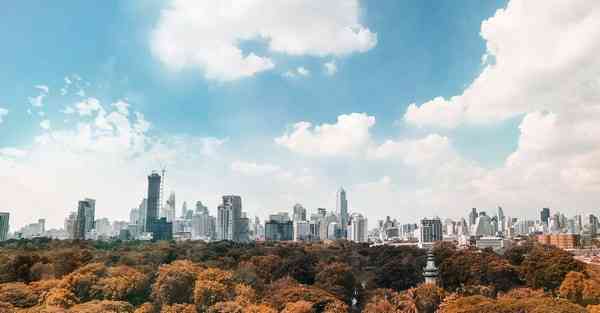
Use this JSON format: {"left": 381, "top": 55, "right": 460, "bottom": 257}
{"left": 275, "top": 113, "right": 376, "bottom": 157}
{"left": 35, "top": 85, "right": 49, "bottom": 94}
{"left": 404, "top": 0, "right": 600, "bottom": 128}
{"left": 283, "top": 67, "right": 311, "bottom": 79}
{"left": 0, "top": 107, "right": 7, "bottom": 123}
{"left": 324, "top": 60, "right": 338, "bottom": 76}
{"left": 151, "top": 0, "right": 376, "bottom": 81}
{"left": 39, "top": 120, "right": 51, "bottom": 130}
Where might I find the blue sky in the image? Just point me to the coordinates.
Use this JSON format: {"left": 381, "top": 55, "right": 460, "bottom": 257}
{"left": 2, "top": 0, "right": 600, "bottom": 230}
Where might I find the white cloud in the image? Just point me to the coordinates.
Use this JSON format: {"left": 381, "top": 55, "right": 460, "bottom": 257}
{"left": 283, "top": 67, "right": 311, "bottom": 79}
{"left": 0, "top": 108, "right": 7, "bottom": 123}
{"left": 151, "top": 0, "right": 376, "bottom": 81}
{"left": 75, "top": 98, "right": 103, "bottom": 116}
{"left": 297, "top": 67, "right": 310, "bottom": 77}
{"left": 403, "top": 0, "right": 600, "bottom": 128}
{"left": 39, "top": 119, "right": 51, "bottom": 130}
{"left": 111, "top": 100, "right": 130, "bottom": 116}
{"left": 35, "top": 85, "right": 49, "bottom": 94}
{"left": 275, "top": 113, "right": 376, "bottom": 157}
{"left": 28, "top": 95, "right": 45, "bottom": 107}
{"left": 324, "top": 60, "right": 338, "bottom": 76}
{"left": 76, "top": 89, "right": 86, "bottom": 97}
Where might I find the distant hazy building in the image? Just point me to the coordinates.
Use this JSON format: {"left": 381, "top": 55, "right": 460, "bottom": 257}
{"left": 293, "top": 204, "right": 307, "bottom": 221}
{"left": 192, "top": 211, "right": 215, "bottom": 240}
{"left": 348, "top": 213, "right": 368, "bottom": 242}
{"left": 0, "top": 212, "right": 9, "bottom": 241}
{"left": 137, "top": 199, "right": 147, "bottom": 233}
{"left": 497, "top": 206, "right": 505, "bottom": 234}
{"left": 473, "top": 213, "right": 493, "bottom": 236}
{"left": 65, "top": 211, "right": 77, "bottom": 239}
{"left": 163, "top": 192, "right": 176, "bottom": 223}
{"left": 419, "top": 217, "right": 442, "bottom": 248}
{"left": 468, "top": 208, "right": 478, "bottom": 227}
{"left": 476, "top": 236, "right": 511, "bottom": 253}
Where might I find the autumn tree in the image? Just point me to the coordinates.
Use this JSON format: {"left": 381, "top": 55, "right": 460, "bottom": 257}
{"left": 281, "top": 301, "right": 313, "bottom": 313}
{"left": 315, "top": 262, "right": 358, "bottom": 304}
{"left": 412, "top": 283, "right": 445, "bottom": 313}
{"left": 522, "top": 245, "right": 584, "bottom": 291}
{"left": 152, "top": 260, "right": 202, "bottom": 306}
{"left": 193, "top": 268, "right": 234, "bottom": 311}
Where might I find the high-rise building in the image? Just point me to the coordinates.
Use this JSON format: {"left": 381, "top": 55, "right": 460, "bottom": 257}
{"left": 164, "top": 192, "right": 176, "bottom": 223}
{"left": 146, "top": 173, "right": 161, "bottom": 232}
{"left": 468, "top": 208, "right": 478, "bottom": 227}
{"left": 419, "top": 217, "right": 443, "bottom": 248}
{"left": 192, "top": 211, "right": 215, "bottom": 240}
{"left": 65, "top": 211, "right": 77, "bottom": 239}
{"left": 265, "top": 219, "right": 293, "bottom": 241}
{"left": 217, "top": 195, "right": 243, "bottom": 242}
{"left": 74, "top": 199, "right": 95, "bottom": 240}
{"left": 497, "top": 206, "right": 505, "bottom": 234}
{"left": 540, "top": 208, "right": 550, "bottom": 225}
{"left": 336, "top": 188, "right": 349, "bottom": 232}
{"left": 196, "top": 201, "right": 208, "bottom": 214}
{"left": 138, "top": 199, "right": 147, "bottom": 233}
{"left": 348, "top": 213, "right": 368, "bottom": 242}
{"left": 292, "top": 203, "right": 307, "bottom": 221}
{"left": 293, "top": 220, "right": 310, "bottom": 241}
{"left": 0, "top": 212, "right": 9, "bottom": 241}
{"left": 129, "top": 208, "right": 139, "bottom": 225}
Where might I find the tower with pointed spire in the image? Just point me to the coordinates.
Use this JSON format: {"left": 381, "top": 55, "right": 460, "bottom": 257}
{"left": 423, "top": 251, "right": 439, "bottom": 285}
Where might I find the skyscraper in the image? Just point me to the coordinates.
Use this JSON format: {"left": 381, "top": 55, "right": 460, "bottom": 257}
{"left": 0, "top": 212, "right": 9, "bottom": 241}
{"left": 74, "top": 199, "right": 95, "bottom": 240}
{"left": 336, "top": 188, "right": 348, "bottom": 232}
{"left": 348, "top": 213, "right": 368, "bottom": 242}
{"left": 468, "top": 208, "right": 478, "bottom": 227}
{"left": 293, "top": 203, "right": 307, "bottom": 221}
{"left": 541, "top": 208, "right": 550, "bottom": 225}
{"left": 138, "top": 198, "right": 147, "bottom": 233}
{"left": 164, "top": 192, "right": 176, "bottom": 223}
{"left": 217, "top": 195, "right": 243, "bottom": 242}
{"left": 419, "top": 217, "right": 443, "bottom": 248}
{"left": 497, "top": 206, "right": 505, "bottom": 234}
{"left": 146, "top": 173, "right": 161, "bottom": 232}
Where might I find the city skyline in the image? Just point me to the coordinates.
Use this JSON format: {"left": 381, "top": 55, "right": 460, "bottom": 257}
{"left": 3, "top": 0, "right": 600, "bottom": 230}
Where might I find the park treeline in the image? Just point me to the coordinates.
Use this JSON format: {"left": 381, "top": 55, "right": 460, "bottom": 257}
{"left": 0, "top": 238, "right": 599, "bottom": 312}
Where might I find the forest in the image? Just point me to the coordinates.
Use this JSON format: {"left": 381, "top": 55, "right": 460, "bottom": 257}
{"left": 0, "top": 238, "right": 598, "bottom": 313}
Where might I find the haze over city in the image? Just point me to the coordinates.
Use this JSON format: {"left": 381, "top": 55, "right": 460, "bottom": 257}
{"left": 2, "top": 0, "right": 600, "bottom": 233}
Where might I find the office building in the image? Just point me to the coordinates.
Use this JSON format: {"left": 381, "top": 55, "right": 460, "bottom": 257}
{"left": 497, "top": 206, "right": 505, "bottom": 234}
{"left": 293, "top": 203, "right": 307, "bottom": 221}
{"left": 0, "top": 212, "right": 9, "bottom": 241}
{"left": 540, "top": 208, "right": 550, "bottom": 225}
{"left": 265, "top": 219, "right": 293, "bottom": 241}
{"left": 536, "top": 233, "right": 580, "bottom": 250}
{"left": 293, "top": 220, "right": 310, "bottom": 241}
{"left": 217, "top": 195, "right": 244, "bottom": 242}
{"left": 192, "top": 211, "right": 215, "bottom": 240}
{"left": 163, "top": 192, "right": 176, "bottom": 222}
{"left": 476, "top": 236, "right": 511, "bottom": 253}
{"left": 336, "top": 188, "right": 349, "bottom": 233}
{"left": 74, "top": 199, "right": 95, "bottom": 240}
{"left": 348, "top": 213, "right": 368, "bottom": 242}
{"left": 146, "top": 173, "right": 161, "bottom": 232}
{"left": 419, "top": 217, "right": 442, "bottom": 248}
{"left": 468, "top": 208, "right": 478, "bottom": 227}
{"left": 137, "top": 199, "right": 147, "bottom": 233}
{"left": 150, "top": 217, "right": 173, "bottom": 241}
{"left": 65, "top": 212, "right": 77, "bottom": 239}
